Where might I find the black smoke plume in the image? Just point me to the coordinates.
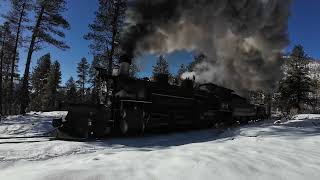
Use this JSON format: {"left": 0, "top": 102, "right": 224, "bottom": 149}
{"left": 121, "top": 0, "right": 292, "bottom": 93}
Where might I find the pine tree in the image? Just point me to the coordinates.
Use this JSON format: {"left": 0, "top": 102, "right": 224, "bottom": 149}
{"left": 84, "top": 0, "right": 127, "bottom": 75}
{"left": 4, "top": 0, "right": 32, "bottom": 113}
{"left": 77, "top": 58, "right": 90, "bottom": 102}
{"left": 129, "top": 60, "right": 140, "bottom": 78}
{"left": 0, "top": 22, "right": 12, "bottom": 116}
{"left": 65, "top": 77, "right": 78, "bottom": 106}
{"left": 89, "top": 56, "right": 102, "bottom": 104}
{"left": 20, "top": 0, "right": 70, "bottom": 114}
{"left": 152, "top": 55, "right": 170, "bottom": 77}
{"left": 248, "top": 90, "right": 266, "bottom": 105}
{"left": 43, "top": 61, "right": 61, "bottom": 110}
{"left": 1, "top": 30, "right": 18, "bottom": 115}
{"left": 187, "top": 53, "right": 206, "bottom": 71}
{"left": 29, "top": 54, "right": 51, "bottom": 111}
{"left": 279, "top": 45, "right": 313, "bottom": 113}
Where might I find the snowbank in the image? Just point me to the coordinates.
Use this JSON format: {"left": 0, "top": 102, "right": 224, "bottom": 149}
{"left": 0, "top": 113, "right": 320, "bottom": 180}
{"left": 0, "top": 111, "right": 67, "bottom": 137}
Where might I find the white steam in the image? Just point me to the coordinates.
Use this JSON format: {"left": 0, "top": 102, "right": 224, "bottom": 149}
{"left": 124, "top": 0, "right": 291, "bottom": 93}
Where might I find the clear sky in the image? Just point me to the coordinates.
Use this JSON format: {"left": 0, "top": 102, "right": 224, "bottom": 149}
{"left": 0, "top": 0, "right": 320, "bottom": 84}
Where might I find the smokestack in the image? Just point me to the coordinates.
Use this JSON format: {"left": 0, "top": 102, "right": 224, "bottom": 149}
{"left": 119, "top": 54, "right": 132, "bottom": 77}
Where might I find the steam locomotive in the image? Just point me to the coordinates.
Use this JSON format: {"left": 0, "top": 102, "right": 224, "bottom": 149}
{"left": 53, "top": 55, "right": 267, "bottom": 138}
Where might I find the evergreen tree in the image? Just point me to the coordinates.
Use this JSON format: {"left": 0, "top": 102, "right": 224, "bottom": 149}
{"left": 29, "top": 54, "right": 51, "bottom": 111}
{"left": 65, "top": 77, "right": 78, "bottom": 105}
{"left": 1, "top": 31, "right": 18, "bottom": 115}
{"left": 279, "top": 45, "right": 313, "bottom": 113}
{"left": 4, "top": 0, "right": 32, "bottom": 113}
{"left": 77, "top": 58, "right": 90, "bottom": 102}
{"left": 89, "top": 56, "right": 102, "bottom": 104}
{"left": 20, "top": 0, "right": 70, "bottom": 114}
{"left": 248, "top": 90, "right": 266, "bottom": 105}
{"left": 84, "top": 0, "right": 127, "bottom": 75}
{"left": 129, "top": 61, "right": 140, "bottom": 78}
{"left": 0, "top": 22, "right": 12, "bottom": 116}
{"left": 187, "top": 53, "right": 207, "bottom": 71}
{"left": 152, "top": 55, "right": 170, "bottom": 77}
{"left": 43, "top": 61, "right": 61, "bottom": 110}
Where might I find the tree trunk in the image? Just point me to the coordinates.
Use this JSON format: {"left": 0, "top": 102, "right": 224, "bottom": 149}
{"left": 105, "top": 3, "right": 120, "bottom": 102}
{"left": 0, "top": 34, "right": 6, "bottom": 117}
{"left": 107, "top": 3, "right": 120, "bottom": 76}
{"left": 10, "top": 1, "right": 26, "bottom": 114}
{"left": 20, "top": 6, "right": 45, "bottom": 114}
{"left": 82, "top": 78, "right": 85, "bottom": 102}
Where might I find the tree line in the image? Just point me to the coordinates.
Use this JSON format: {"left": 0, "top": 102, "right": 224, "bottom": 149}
{"left": 156, "top": 45, "right": 320, "bottom": 115}
{"left": 0, "top": 0, "right": 318, "bottom": 116}
{"left": 0, "top": 0, "right": 70, "bottom": 115}
{"left": 0, "top": 0, "right": 129, "bottom": 115}
{"left": 250, "top": 45, "right": 318, "bottom": 115}
{"left": 28, "top": 54, "right": 106, "bottom": 112}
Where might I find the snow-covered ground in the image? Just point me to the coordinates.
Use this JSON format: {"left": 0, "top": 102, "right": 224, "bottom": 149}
{"left": 0, "top": 111, "right": 67, "bottom": 137}
{"left": 0, "top": 112, "right": 320, "bottom": 180}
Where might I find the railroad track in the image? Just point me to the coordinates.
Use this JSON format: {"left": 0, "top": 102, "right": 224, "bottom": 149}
{"left": 0, "top": 135, "right": 89, "bottom": 144}
{"left": 0, "top": 135, "right": 53, "bottom": 140}
{"left": 0, "top": 136, "right": 55, "bottom": 144}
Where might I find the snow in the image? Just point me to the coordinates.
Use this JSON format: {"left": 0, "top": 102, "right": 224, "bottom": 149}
{"left": 0, "top": 111, "right": 67, "bottom": 137}
{"left": 0, "top": 112, "right": 320, "bottom": 180}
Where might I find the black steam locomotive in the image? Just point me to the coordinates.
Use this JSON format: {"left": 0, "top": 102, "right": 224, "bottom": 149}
{"left": 53, "top": 55, "right": 267, "bottom": 138}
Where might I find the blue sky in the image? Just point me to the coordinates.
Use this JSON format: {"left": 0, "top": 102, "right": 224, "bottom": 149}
{"left": 287, "top": 0, "right": 320, "bottom": 57}
{"left": 1, "top": 0, "right": 320, "bottom": 84}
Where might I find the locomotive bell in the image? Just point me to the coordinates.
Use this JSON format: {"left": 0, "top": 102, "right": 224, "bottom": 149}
{"left": 119, "top": 54, "right": 132, "bottom": 77}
